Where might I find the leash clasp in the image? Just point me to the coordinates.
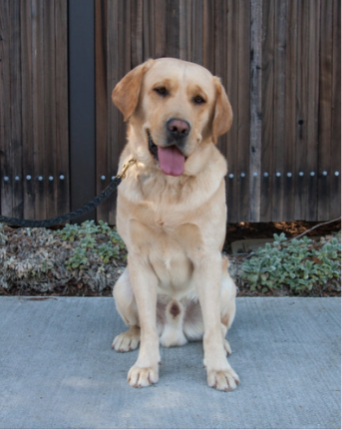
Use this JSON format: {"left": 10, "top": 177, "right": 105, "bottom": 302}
{"left": 116, "top": 158, "right": 137, "bottom": 179}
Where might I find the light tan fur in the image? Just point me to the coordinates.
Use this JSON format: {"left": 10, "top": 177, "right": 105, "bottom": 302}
{"left": 111, "top": 58, "right": 239, "bottom": 391}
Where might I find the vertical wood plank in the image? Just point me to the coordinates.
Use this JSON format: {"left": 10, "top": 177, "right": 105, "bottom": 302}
{"left": 0, "top": 2, "right": 6, "bottom": 213}
{"left": 226, "top": 0, "right": 238, "bottom": 222}
{"left": 20, "top": 0, "right": 35, "bottom": 220}
{"left": 214, "top": 0, "right": 227, "bottom": 157}
{"left": 202, "top": 0, "right": 215, "bottom": 73}
{"left": 306, "top": 0, "right": 320, "bottom": 221}
{"left": 143, "top": 0, "right": 154, "bottom": 60}
{"left": 190, "top": 0, "right": 203, "bottom": 65}
{"left": 292, "top": 0, "right": 306, "bottom": 219}
{"left": 31, "top": 0, "right": 46, "bottom": 220}
{"left": 96, "top": 0, "right": 109, "bottom": 222}
{"left": 44, "top": 0, "right": 57, "bottom": 218}
{"left": 55, "top": 0, "right": 69, "bottom": 217}
{"left": 261, "top": 0, "right": 274, "bottom": 221}
{"left": 249, "top": 0, "right": 262, "bottom": 222}
{"left": 283, "top": 0, "right": 297, "bottom": 221}
{"left": 214, "top": 0, "right": 226, "bottom": 78}
{"left": 165, "top": 0, "right": 180, "bottom": 58}
{"left": 131, "top": 0, "right": 143, "bottom": 66}
{"left": 330, "top": 0, "right": 341, "bottom": 218}
{"left": 237, "top": 0, "right": 251, "bottom": 222}
{"left": 179, "top": 0, "right": 190, "bottom": 61}
{"left": 270, "top": 0, "right": 286, "bottom": 222}
{"left": 318, "top": 0, "right": 333, "bottom": 221}
{"left": 106, "top": 0, "right": 119, "bottom": 224}
{"left": 9, "top": 1, "right": 23, "bottom": 218}
{"left": 0, "top": 0, "right": 12, "bottom": 217}
{"left": 294, "top": 1, "right": 319, "bottom": 220}
{"left": 154, "top": 0, "right": 166, "bottom": 58}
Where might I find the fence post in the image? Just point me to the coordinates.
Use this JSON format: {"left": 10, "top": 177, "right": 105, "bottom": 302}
{"left": 68, "top": 0, "right": 96, "bottom": 222}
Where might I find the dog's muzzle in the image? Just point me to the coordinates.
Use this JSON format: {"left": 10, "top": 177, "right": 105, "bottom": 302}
{"left": 147, "top": 130, "right": 187, "bottom": 177}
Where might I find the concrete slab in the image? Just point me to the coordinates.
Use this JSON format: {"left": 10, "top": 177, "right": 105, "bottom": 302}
{"left": 0, "top": 297, "right": 340, "bottom": 429}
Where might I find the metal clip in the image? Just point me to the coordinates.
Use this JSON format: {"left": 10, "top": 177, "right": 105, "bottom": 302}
{"left": 116, "top": 158, "right": 137, "bottom": 180}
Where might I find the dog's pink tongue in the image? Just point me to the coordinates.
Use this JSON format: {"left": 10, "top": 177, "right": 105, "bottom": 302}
{"left": 158, "top": 146, "right": 185, "bottom": 176}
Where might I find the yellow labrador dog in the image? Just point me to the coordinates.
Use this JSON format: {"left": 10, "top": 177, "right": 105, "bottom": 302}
{"left": 111, "top": 58, "right": 239, "bottom": 391}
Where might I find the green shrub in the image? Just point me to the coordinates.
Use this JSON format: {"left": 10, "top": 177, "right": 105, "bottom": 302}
{"left": 66, "top": 247, "right": 88, "bottom": 270}
{"left": 57, "top": 220, "right": 126, "bottom": 271}
{"left": 240, "top": 232, "right": 341, "bottom": 294}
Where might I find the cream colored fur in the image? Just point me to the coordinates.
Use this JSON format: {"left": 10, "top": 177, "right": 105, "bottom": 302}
{"left": 111, "top": 58, "right": 239, "bottom": 391}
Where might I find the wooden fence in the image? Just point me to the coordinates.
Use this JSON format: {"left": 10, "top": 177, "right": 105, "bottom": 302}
{"left": 0, "top": 0, "right": 69, "bottom": 221}
{"left": 0, "top": 0, "right": 340, "bottom": 224}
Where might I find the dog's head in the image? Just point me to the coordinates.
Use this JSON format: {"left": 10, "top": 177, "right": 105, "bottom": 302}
{"left": 112, "top": 58, "right": 232, "bottom": 176}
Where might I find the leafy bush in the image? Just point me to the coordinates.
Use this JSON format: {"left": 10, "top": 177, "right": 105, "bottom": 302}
{"left": 240, "top": 232, "right": 341, "bottom": 294}
{"left": 56, "top": 220, "right": 126, "bottom": 271}
{"left": 66, "top": 247, "right": 89, "bottom": 271}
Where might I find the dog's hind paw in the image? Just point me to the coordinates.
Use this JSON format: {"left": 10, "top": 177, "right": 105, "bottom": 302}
{"left": 207, "top": 367, "right": 239, "bottom": 391}
{"left": 127, "top": 364, "right": 159, "bottom": 388}
{"left": 112, "top": 326, "right": 140, "bottom": 352}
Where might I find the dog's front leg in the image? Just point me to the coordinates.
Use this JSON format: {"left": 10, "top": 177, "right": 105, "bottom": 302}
{"left": 195, "top": 253, "right": 239, "bottom": 391}
{"left": 126, "top": 254, "right": 160, "bottom": 388}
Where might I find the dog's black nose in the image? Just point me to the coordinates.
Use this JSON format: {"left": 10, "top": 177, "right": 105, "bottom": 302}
{"left": 166, "top": 118, "right": 190, "bottom": 140}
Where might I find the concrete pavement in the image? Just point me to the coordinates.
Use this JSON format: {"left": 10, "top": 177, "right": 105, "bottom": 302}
{"left": 0, "top": 297, "right": 340, "bottom": 429}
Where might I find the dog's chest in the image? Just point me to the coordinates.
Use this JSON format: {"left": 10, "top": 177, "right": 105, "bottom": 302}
{"left": 129, "top": 216, "right": 203, "bottom": 296}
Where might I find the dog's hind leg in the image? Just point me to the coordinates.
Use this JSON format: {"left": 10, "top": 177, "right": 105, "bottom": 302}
{"left": 220, "top": 256, "right": 237, "bottom": 356}
{"left": 112, "top": 268, "right": 140, "bottom": 352}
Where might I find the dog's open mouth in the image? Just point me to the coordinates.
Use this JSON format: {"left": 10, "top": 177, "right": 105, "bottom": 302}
{"left": 148, "top": 131, "right": 159, "bottom": 160}
{"left": 148, "top": 131, "right": 185, "bottom": 177}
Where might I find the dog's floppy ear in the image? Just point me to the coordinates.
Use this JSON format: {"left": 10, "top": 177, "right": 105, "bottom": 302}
{"left": 212, "top": 77, "right": 233, "bottom": 144}
{"left": 112, "top": 59, "right": 155, "bottom": 121}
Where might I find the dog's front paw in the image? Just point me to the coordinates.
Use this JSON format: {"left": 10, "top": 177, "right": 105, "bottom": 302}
{"left": 127, "top": 364, "right": 159, "bottom": 388}
{"left": 207, "top": 366, "right": 239, "bottom": 392}
{"left": 223, "top": 339, "right": 232, "bottom": 356}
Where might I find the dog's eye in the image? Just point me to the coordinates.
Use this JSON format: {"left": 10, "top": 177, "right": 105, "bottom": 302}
{"left": 154, "top": 87, "right": 168, "bottom": 96}
{"left": 193, "top": 95, "right": 206, "bottom": 104}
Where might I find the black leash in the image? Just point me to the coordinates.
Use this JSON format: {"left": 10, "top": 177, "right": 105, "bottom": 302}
{"left": 0, "top": 159, "right": 136, "bottom": 228}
